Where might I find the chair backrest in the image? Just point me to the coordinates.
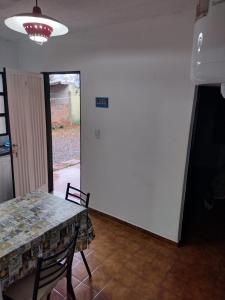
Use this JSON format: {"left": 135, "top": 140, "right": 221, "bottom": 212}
{"left": 32, "top": 225, "right": 79, "bottom": 300}
{"left": 65, "top": 183, "right": 90, "bottom": 208}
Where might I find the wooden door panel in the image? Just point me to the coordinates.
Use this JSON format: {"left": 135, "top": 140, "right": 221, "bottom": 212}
{"left": 6, "top": 69, "right": 48, "bottom": 196}
{"left": 6, "top": 70, "right": 30, "bottom": 196}
{"left": 27, "top": 74, "right": 48, "bottom": 191}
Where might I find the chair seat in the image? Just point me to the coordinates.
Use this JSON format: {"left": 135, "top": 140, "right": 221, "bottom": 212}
{"left": 5, "top": 265, "right": 65, "bottom": 300}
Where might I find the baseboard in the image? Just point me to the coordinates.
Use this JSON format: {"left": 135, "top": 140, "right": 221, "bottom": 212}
{"left": 89, "top": 207, "right": 179, "bottom": 247}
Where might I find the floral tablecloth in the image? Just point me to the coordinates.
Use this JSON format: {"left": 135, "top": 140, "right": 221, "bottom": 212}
{"left": 0, "top": 191, "right": 95, "bottom": 289}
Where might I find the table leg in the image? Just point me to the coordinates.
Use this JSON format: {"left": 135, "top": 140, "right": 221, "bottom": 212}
{"left": 0, "top": 282, "right": 3, "bottom": 300}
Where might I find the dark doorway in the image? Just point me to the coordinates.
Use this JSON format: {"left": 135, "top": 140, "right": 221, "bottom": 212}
{"left": 182, "top": 85, "right": 225, "bottom": 244}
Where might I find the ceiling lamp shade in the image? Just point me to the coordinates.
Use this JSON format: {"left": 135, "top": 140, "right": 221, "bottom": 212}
{"left": 4, "top": 1, "right": 68, "bottom": 45}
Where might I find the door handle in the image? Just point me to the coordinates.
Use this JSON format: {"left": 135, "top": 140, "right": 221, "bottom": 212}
{"left": 12, "top": 144, "right": 18, "bottom": 157}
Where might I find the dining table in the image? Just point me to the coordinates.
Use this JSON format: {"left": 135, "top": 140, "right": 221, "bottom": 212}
{"left": 0, "top": 190, "right": 95, "bottom": 300}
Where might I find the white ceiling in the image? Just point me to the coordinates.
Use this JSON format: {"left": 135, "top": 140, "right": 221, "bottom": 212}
{"left": 0, "top": 0, "right": 196, "bottom": 41}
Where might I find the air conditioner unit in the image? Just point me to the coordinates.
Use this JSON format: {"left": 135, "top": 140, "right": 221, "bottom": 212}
{"left": 191, "top": 0, "right": 225, "bottom": 91}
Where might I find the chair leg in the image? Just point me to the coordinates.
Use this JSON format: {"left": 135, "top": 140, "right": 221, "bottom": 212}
{"left": 67, "top": 278, "right": 76, "bottom": 300}
{"left": 3, "top": 294, "right": 14, "bottom": 300}
{"left": 80, "top": 251, "right": 92, "bottom": 278}
{"left": 47, "top": 293, "right": 51, "bottom": 300}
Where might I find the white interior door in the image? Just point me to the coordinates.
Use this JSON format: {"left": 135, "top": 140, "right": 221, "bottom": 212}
{"left": 6, "top": 68, "right": 48, "bottom": 197}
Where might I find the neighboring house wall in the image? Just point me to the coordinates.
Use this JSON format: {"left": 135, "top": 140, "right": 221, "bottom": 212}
{"left": 69, "top": 85, "right": 80, "bottom": 125}
{"left": 50, "top": 84, "right": 69, "bottom": 99}
{"left": 51, "top": 99, "right": 70, "bottom": 127}
{"left": 50, "top": 84, "right": 80, "bottom": 126}
{"left": 50, "top": 84, "right": 70, "bottom": 127}
{"left": 17, "top": 8, "right": 195, "bottom": 243}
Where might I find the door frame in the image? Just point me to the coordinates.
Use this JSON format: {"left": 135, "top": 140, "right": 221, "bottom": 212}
{"left": 2, "top": 68, "right": 15, "bottom": 197}
{"left": 43, "top": 71, "right": 81, "bottom": 192}
{"left": 178, "top": 85, "right": 200, "bottom": 243}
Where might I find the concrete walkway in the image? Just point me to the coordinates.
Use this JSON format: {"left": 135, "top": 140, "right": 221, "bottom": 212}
{"left": 53, "top": 164, "right": 80, "bottom": 199}
{"left": 52, "top": 125, "right": 80, "bottom": 164}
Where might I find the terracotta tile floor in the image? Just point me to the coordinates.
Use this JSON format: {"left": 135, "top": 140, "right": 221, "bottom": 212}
{"left": 49, "top": 211, "right": 225, "bottom": 300}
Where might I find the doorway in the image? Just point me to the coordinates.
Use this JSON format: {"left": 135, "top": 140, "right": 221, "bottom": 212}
{"left": 44, "top": 72, "right": 81, "bottom": 197}
{"left": 182, "top": 85, "right": 225, "bottom": 245}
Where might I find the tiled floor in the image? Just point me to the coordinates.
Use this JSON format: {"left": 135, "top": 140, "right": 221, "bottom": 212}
{"left": 52, "top": 169, "right": 225, "bottom": 299}
{"left": 49, "top": 211, "right": 225, "bottom": 300}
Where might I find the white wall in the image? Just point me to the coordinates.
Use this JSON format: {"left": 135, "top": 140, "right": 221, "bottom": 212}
{"left": 0, "top": 37, "right": 19, "bottom": 70}
{"left": 18, "top": 9, "right": 195, "bottom": 242}
{"left": 0, "top": 38, "right": 19, "bottom": 203}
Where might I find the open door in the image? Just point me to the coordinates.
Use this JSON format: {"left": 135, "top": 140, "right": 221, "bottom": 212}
{"left": 6, "top": 68, "right": 48, "bottom": 196}
{"left": 43, "top": 72, "right": 80, "bottom": 195}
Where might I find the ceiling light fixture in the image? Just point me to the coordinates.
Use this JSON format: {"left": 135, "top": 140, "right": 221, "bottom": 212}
{"left": 4, "top": 0, "right": 68, "bottom": 45}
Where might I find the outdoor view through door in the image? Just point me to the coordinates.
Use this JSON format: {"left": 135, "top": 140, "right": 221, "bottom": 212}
{"left": 50, "top": 73, "right": 80, "bottom": 198}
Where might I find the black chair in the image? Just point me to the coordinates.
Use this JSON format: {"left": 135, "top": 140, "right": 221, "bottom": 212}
{"left": 65, "top": 183, "right": 92, "bottom": 278}
{"left": 65, "top": 183, "right": 90, "bottom": 209}
{"left": 4, "top": 226, "right": 80, "bottom": 300}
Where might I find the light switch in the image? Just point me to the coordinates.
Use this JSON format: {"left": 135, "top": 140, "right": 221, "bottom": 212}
{"left": 94, "top": 129, "right": 101, "bottom": 139}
